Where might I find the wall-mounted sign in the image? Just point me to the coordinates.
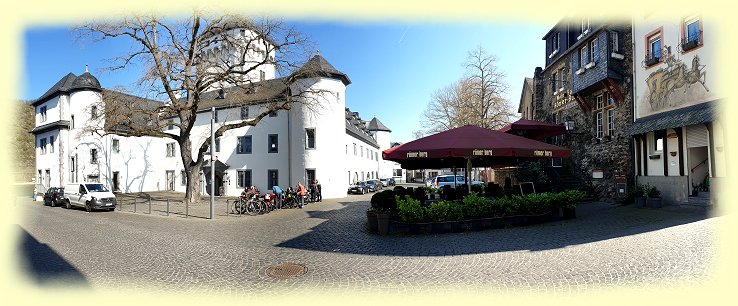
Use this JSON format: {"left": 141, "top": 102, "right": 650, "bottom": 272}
{"left": 406, "top": 151, "right": 428, "bottom": 158}
{"left": 667, "top": 133, "right": 678, "bottom": 139}
{"left": 592, "top": 169, "right": 604, "bottom": 179}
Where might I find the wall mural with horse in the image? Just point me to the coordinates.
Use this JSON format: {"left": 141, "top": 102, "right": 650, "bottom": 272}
{"left": 639, "top": 45, "right": 710, "bottom": 117}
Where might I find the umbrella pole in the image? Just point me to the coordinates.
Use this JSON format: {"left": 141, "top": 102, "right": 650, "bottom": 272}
{"left": 453, "top": 167, "right": 457, "bottom": 189}
{"left": 466, "top": 158, "right": 472, "bottom": 194}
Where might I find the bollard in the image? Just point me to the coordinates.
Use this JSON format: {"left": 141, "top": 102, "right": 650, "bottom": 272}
{"left": 185, "top": 200, "right": 188, "bottom": 218}
{"left": 148, "top": 195, "right": 151, "bottom": 214}
{"left": 166, "top": 198, "right": 170, "bottom": 216}
{"left": 134, "top": 197, "right": 137, "bottom": 213}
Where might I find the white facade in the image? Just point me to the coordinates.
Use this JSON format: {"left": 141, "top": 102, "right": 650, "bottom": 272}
{"left": 32, "top": 29, "right": 397, "bottom": 199}
{"left": 630, "top": 15, "right": 724, "bottom": 204}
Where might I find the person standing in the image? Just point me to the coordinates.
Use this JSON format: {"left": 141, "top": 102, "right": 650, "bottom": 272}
{"left": 272, "top": 185, "right": 283, "bottom": 209}
{"left": 296, "top": 182, "right": 307, "bottom": 209}
{"left": 315, "top": 179, "right": 322, "bottom": 202}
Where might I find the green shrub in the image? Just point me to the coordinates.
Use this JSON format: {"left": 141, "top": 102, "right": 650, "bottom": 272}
{"left": 426, "top": 200, "right": 450, "bottom": 222}
{"left": 562, "top": 190, "right": 586, "bottom": 208}
{"left": 644, "top": 184, "right": 660, "bottom": 198}
{"left": 446, "top": 201, "right": 464, "bottom": 221}
{"left": 371, "top": 190, "right": 396, "bottom": 213}
{"left": 462, "top": 192, "right": 489, "bottom": 219}
{"left": 397, "top": 195, "right": 425, "bottom": 223}
{"left": 471, "top": 183, "right": 484, "bottom": 194}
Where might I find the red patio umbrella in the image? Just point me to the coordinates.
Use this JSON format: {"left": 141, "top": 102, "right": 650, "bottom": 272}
{"left": 498, "top": 118, "right": 566, "bottom": 141}
{"left": 382, "top": 125, "right": 570, "bottom": 191}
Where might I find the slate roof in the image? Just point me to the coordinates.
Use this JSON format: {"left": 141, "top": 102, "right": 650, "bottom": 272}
{"left": 627, "top": 100, "right": 718, "bottom": 135}
{"left": 195, "top": 78, "right": 289, "bottom": 112}
{"left": 345, "top": 108, "right": 379, "bottom": 148}
{"left": 293, "top": 54, "right": 351, "bottom": 85}
{"left": 367, "top": 117, "right": 391, "bottom": 132}
{"left": 33, "top": 72, "right": 103, "bottom": 106}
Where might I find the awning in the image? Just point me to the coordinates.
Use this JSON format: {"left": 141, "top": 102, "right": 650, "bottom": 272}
{"left": 627, "top": 100, "right": 717, "bottom": 135}
{"left": 203, "top": 159, "right": 229, "bottom": 172}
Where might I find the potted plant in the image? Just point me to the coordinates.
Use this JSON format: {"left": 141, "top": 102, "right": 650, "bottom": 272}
{"left": 633, "top": 184, "right": 647, "bottom": 207}
{"left": 562, "top": 190, "right": 585, "bottom": 219}
{"left": 645, "top": 185, "right": 662, "bottom": 208}
{"left": 372, "top": 190, "right": 396, "bottom": 235}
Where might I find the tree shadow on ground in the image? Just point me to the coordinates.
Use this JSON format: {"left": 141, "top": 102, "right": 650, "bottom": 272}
{"left": 17, "top": 225, "right": 90, "bottom": 287}
{"left": 276, "top": 200, "right": 715, "bottom": 256}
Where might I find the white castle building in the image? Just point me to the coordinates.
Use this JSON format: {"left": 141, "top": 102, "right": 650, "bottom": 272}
{"left": 31, "top": 27, "right": 402, "bottom": 199}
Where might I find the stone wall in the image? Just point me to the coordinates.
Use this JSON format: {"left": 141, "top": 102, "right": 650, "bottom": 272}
{"left": 534, "top": 24, "right": 635, "bottom": 201}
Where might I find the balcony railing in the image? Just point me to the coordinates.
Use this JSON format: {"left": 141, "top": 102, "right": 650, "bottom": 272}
{"left": 644, "top": 53, "right": 661, "bottom": 67}
{"left": 681, "top": 32, "right": 702, "bottom": 52}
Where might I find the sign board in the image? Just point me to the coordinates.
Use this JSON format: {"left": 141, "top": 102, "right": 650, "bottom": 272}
{"left": 592, "top": 169, "right": 604, "bottom": 179}
{"left": 406, "top": 151, "right": 428, "bottom": 158}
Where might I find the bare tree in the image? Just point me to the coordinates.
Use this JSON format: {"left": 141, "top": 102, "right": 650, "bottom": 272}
{"left": 418, "top": 46, "right": 514, "bottom": 136}
{"left": 76, "top": 12, "right": 330, "bottom": 204}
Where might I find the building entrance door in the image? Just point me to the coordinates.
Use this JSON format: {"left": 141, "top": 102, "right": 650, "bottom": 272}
{"left": 166, "top": 170, "right": 175, "bottom": 191}
{"left": 112, "top": 171, "right": 120, "bottom": 191}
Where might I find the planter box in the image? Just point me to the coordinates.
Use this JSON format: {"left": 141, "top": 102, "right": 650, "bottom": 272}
{"left": 513, "top": 215, "right": 528, "bottom": 226}
{"left": 480, "top": 218, "right": 493, "bottom": 229}
{"left": 431, "top": 222, "right": 446, "bottom": 234}
{"left": 407, "top": 222, "right": 432, "bottom": 234}
{"left": 376, "top": 213, "right": 390, "bottom": 235}
{"left": 648, "top": 197, "right": 662, "bottom": 209}
{"left": 366, "top": 211, "right": 378, "bottom": 233}
{"left": 549, "top": 209, "right": 561, "bottom": 222}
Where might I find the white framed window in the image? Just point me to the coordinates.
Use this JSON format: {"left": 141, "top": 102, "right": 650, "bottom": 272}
{"left": 353, "top": 143, "right": 357, "bottom": 155}
{"left": 166, "top": 143, "right": 176, "bottom": 157}
{"left": 595, "top": 112, "right": 603, "bottom": 139}
{"left": 237, "top": 136, "right": 252, "bottom": 154}
{"left": 90, "top": 148, "right": 98, "bottom": 164}
{"left": 91, "top": 106, "right": 98, "bottom": 120}
{"left": 40, "top": 138, "right": 47, "bottom": 154}
{"left": 590, "top": 39, "right": 598, "bottom": 63}
{"left": 607, "top": 108, "right": 615, "bottom": 136}
{"left": 268, "top": 134, "right": 278, "bottom": 153}
{"left": 580, "top": 46, "right": 589, "bottom": 68}
{"left": 237, "top": 170, "right": 252, "bottom": 188}
{"left": 581, "top": 17, "right": 590, "bottom": 34}
{"left": 214, "top": 110, "right": 219, "bottom": 123}
{"left": 240, "top": 106, "right": 249, "bottom": 120}
{"left": 49, "top": 136, "right": 55, "bottom": 153}
{"left": 40, "top": 106, "right": 47, "bottom": 123}
{"left": 305, "top": 128, "right": 316, "bottom": 149}
{"left": 112, "top": 138, "right": 119, "bottom": 153}
{"left": 553, "top": 32, "right": 560, "bottom": 51}
{"left": 71, "top": 115, "right": 75, "bottom": 129}
{"left": 215, "top": 137, "right": 221, "bottom": 153}
{"left": 610, "top": 31, "right": 620, "bottom": 53}
{"left": 360, "top": 145, "right": 363, "bottom": 157}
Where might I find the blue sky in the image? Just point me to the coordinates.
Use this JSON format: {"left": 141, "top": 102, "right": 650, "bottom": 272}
{"left": 23, "top": 19, "right": 549, "bottom": 143}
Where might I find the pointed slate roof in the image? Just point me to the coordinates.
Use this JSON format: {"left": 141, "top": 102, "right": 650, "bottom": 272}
{"left": 367, "top": 117, "right": 391, "bottom": 132}
{"left": 293, "top": 54, "right": 351, "bottom": 85}
{"left": 32, "top": 72, "right": 102, "bottom": 106}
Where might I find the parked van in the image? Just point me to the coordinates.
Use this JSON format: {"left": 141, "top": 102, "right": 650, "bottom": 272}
{"left": 63, "top": 183, "right": 116, "bottom": 212}
{"left": 430, "top": 175, "right": 466, "bottom": 188}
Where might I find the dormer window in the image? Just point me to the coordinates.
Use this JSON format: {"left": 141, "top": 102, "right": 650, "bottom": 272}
{"left": 581, "top": 18, "right": 590, "bottom": 34}
{"left": 216, "top": 89, "right": 225, "bottom": 99}
{"left": 91, "top": 106, "right": 98, "bottom": 120}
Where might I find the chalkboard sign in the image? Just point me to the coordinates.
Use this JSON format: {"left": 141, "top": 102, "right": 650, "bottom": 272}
{"left": 519, "top": 182, "right": 536, "bottom": 196}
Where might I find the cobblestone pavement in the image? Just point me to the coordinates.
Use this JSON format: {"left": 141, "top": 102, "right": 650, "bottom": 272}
{"left": 13, "top": 193, "right": 720, "bottom": 298}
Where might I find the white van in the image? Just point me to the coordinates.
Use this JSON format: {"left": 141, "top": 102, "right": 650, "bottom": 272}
{"left": 63, "top": 183, "right": 117, "bottom": 212}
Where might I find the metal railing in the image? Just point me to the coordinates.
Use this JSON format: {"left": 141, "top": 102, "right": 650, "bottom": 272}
{"left": 115, "top": 193, "right": 189, "bottom": 217}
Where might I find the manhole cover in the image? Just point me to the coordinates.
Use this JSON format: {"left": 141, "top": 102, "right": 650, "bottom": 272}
{"left": 265, "top": 263, "right": 308, "bottom": 279}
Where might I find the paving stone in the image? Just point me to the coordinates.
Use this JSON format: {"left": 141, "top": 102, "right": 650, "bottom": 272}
{"left": 14, "top": 194, "right": 718, "bottom": 296}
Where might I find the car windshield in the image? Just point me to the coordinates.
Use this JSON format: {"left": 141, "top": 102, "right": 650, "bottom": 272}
{"left": 85, "top": 184, "right": 109, "bottom": 192}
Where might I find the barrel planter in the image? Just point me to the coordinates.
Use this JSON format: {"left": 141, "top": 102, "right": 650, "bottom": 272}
{"left": 376, "top": 212, "right": 390, "bottom": 235}
{"left": 635, "top": 196, "right": 647, "bottom": 208}
{"left": 366, "top": 210, "right": 378, "bottom": 233}
{"left": 549, "top": 209, "right": 561, "bottom": 222}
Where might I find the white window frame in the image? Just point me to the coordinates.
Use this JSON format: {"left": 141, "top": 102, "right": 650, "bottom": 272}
{"left": 40, "top": 106, "right": 47, "bottom": 123}
{"left": 305, "top": 128, "right": 316, "bottom": 149}
{"left": 237, "top": 135, "right": 252, "bottom": 154}
{"left": 112, "top": 138, "right": 120, "bottom": 153}
{"left": 166, "top": 142, "right": 176, "bottom": 157}
{"left": 610, "top": 31, "right": 620, "bottom": 53}
{"left": 49, "top": 136, "right": 54, "bottom": 153}
{"left": 607, "top": 108, "right": 615, "bottom": 136}
{"left": 237, "top": 169, "right": 252, "bottom": 188}
{"left": 40, "top": 138, "right": 47, "bottom": 154}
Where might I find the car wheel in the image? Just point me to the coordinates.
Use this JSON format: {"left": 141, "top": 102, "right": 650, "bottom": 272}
{"left": 85, "top": 202, "right": 92, "bottom": 212}
{"left": 65, "top": 200, "right": 71, "bottom": 209}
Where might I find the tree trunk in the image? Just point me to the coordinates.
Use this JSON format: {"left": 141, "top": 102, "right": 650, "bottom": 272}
{"left": 185, "top": 162, "right": 203, "bottom": 205}
{"left": 180, "top": 136, "right": 203, "bottom": 205}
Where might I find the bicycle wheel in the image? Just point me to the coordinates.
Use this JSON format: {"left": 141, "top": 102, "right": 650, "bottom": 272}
{"left": 257, "top": 200, "right": 268, "bottom": 214}
{"left": 246, "top": 200, "right": 259, "bottom": 216}
{"left": 233, "top": 199, "right": 243, "bottom": 214}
